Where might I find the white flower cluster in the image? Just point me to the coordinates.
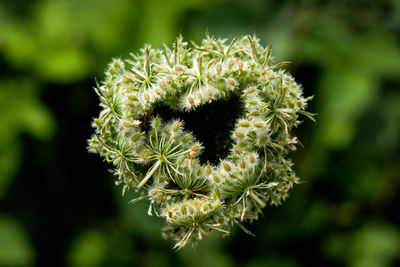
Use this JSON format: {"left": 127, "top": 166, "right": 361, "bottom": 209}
{"left": 88, "top": 34, "right": 314, "bottom": 249}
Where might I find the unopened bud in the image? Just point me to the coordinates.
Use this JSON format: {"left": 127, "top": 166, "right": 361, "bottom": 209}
{"left": 172, "top": 121, "right": 180, "bottom": 132}
{"left": 234, "top": 131, "right": 245, "bottom": 139}
{"left": 127, "top": 94, "right": 138, "bottom": 101}
{"left": 188, "top": 96, "right": 194, "bottom": 105}
{"left": 227, "top": 79, "right": 235, "bottom": 86}
{"left": 181, "top": 134, "right": 191, "bottom": 143}
{"left": 246, "top": 87, "right": 256, "bottom": 94}
{"left": 153, "top": 117, "right": 160, "bottom": 128}
{"left": 126, "top": 86, "right": 135, "bottom": 91}
{"left": 159, "top": 80, "right": 166, "bottom": 89}
{"left": 234, "top": 147, "right": 243, "bottom": 154}
{"left": 181, "top": 205, "right": 187, "bottom": 215}
{"left": 189, "top": 159, "right": 195, "bottom": 169}
{"left": 240, "top": 160, "right": 246, "bottom": 169}
{"left": 191, "top": 145, "right": 200, "bottom": 151}
{"left": 212, "top": 188, "right": 220, "bottom": 199}
{"left": 122, "top": 121, "right": 132, "bottom": 127}
{"left": 248, "top": 111, "right": 260, "bottom": 117}
{"left": 248, "top": 154, "right": 255, "bottom": 164}
{"left": 239, "top": 121, "right": 250, "bottom": 127}
{"left": 258, "top": 136, "right": 268, "bottom": 145}
{"left": 177, "top": 157, "right": 185, "bottom": 165}
{"left": 131, "top": 133, "right": 142, "bottom": 142}
{"left": 206, "top": 89, "right": 212, "bottom": 97}
{"left": 254, "top": 122, "right": 264, "bottom": 128}
{"left": 175, "top": 65, "right": 183, "bottom": 72}
{"left": 222, "top": 162, "right": 231, "bottom": 172}
{"left": 216, "top": 64, "right": 222, "bottom": 73}
{"left": 122, "top": 75, "right": 132, "bottom": 83}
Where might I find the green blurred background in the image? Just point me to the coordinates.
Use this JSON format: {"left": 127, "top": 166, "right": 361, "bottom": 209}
{"left": 1, "top": 0, "right": 399, "bottom": 266}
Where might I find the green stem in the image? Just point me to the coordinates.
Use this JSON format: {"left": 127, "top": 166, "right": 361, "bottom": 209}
{"left": 137, "top": 160, "right": 162, "bottom": 189}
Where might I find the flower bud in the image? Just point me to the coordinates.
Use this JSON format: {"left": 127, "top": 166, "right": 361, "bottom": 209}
{"left": 177, "top": 157, "right": 185, "bottom": 165}
{"left": 246, "top": 87, "right": 256, "bottom": 94}
{"left": 175, "top": 65, "right": 184, "bottom": 72}
{"left": 239, "top": 121, "right": 250, "bottom": 127}
{"left": 181, "top": 134, "right": 191, "bottom": 143}
{"left": 257, "top": 136, "right": 269, "bottom": 145}
{"left": 159, "top": 80, "right": 166, "bottom": 89}
{"left": 172, "top": 121, "right": 180, "bottom": 132}
{"left": 254, "top": 122, "right": 264, "bottom": 128}
{"left": 131, "top": 133, "right": 142, "bottom": 142}
{"left": 188, "top": 96, "right": 194, "bottom": 105}
{"left": 126, "top": 86, "right": 136, "bottom": 91}
{"left": 240, "top": 160, "right": 246, "bottom": 169}
{"left": 127, "top": 94, "right": 138, "bottom": 101}
{"left": 205, "top": 166, "right": 212, "bottom": 175}
{"left": 222, "top": 161, "right": 231, "bottom": 172}
{"left": 206, "top": 88, "right": 213, "bottom": 98}
{"left": 212, "top": 188, "right": 220, "bottom": 199}
{"left": 227, "top": 79, "right": 235, "bottom": 86}
{"left": 234, "top": 131, "right": 245, "bottom": 139}
{"left": 248, "top": 154, "right": 255, "bottom": 164}
{"left": 234, "top": 147, "right": 243, "bottom": 154}
{"left": 181, "top": 205, "right": 187, "bottom": 215}
{"left": 216, "top": 64, "right": 222, "bottom": 73}
{"left": 122, "top": 121, "right": 133, "bottom": 127}
{"left": 153, "top": 117, "right": 160, "bottom": 128}
{"left": 248, "top": 111, "right": 260, "bottom": 117}
{"left": 191, "top": 145, "right": 201, "bottom": 152}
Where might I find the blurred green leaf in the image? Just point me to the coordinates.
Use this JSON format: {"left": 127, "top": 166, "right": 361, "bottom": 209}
{"left": 0, "top": 216, "right": 35, "bottom": 267}
{"left": 0, "top": 79, "right": 55, "bottom": 196}
{"left": 245, "top": 257, "right": 298, "bottom": 267}
{"left": 351, "top": 223, "right": 400, "bottom": 267}
{"left": 317, "top": 70, "right": 377, "bottom": 148}
{"left": 67, "top": 225, "right": 134, "bottom": 267}
{"left": 68, "top": 230, "right": 107, "bottom": 267}
{"left": 324, "top": 223, "right": 400, "bottom": 267}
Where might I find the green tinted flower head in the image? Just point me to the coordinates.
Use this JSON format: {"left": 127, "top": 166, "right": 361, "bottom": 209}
{"left": 88, "top": 33, "right": 315, "bottom": 249}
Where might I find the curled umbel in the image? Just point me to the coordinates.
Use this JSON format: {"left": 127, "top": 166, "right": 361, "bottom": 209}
{"left": 88, "top": 33, "right": 314, "bottom": 249}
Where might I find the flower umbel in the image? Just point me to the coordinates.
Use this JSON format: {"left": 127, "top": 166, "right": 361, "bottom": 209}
{"left": 88, "top": 33, "right": 315, "bottom": 249}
